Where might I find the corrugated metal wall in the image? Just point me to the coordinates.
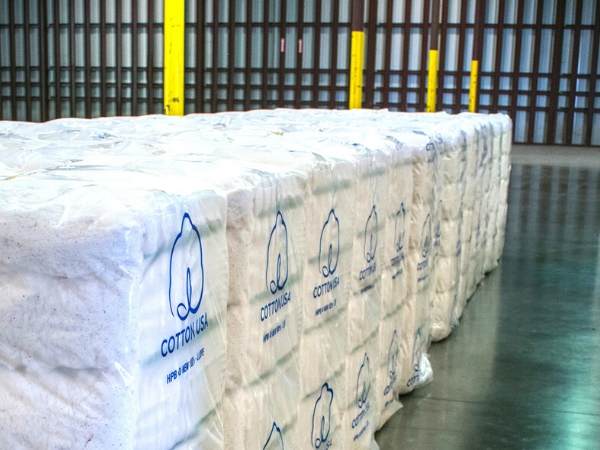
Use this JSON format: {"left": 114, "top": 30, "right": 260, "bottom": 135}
{"left": 0, "top": 0, "right": 163, "bottom": 119}
{"left": 1, "top": 0, "right": 599, "bottom": 145}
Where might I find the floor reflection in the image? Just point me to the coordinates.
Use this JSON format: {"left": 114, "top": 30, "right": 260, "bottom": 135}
{"left": 376, "top": 159, "right": 600, "bottom": 449}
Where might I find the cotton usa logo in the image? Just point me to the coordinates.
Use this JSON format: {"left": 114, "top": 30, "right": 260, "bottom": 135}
{"left": 266, "top": 210, "right": 289, "bottom": 294}
{"left": 311, "top": 382, "right": 334, "bottom": 448}
{"left": 319, "top": 209, "right": 340, "bottom": 278}
{"left": 169, "top": 213, "right": 205, "bottom": 321}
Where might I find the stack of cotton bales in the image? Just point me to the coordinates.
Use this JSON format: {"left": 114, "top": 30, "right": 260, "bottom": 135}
{"left": 182, "top": 110, "right": 368, "bottom": 449}
{"left": 170, "top": 113, "right": 381, "bottom": 450}
{"left": 159, "top": 109, "right": 399, "bottom": 449}
{"left": 317, "top": 123, "right": 407, "bottom": 439}
{"left": 455, "top": 118, "right": 482, "bottom": 328}
{"left": 207, "top": 108, "right": 406, "bottom": 444}
{"left": 144, "top": 123, "right": 308, "bottom": 450}
{"left": 0, "top": 110, "right": 511, "bottom": 450}
{"left": 282, "top": 109, "right": 431, "bottom": 410}
{"left": 267, "top": 110, "right": 421, "bottom": 428}
{"left": 312, "top": 111, "right": 438, "bottom": 400}
{"left": 374, "top": 113, "right": 466, "bottom": 343}
{"left": 468, "top": 116, "right": 494, "bottom": 300}
{"left": 373, "top": 145, "right": 413, "bottom": 428}
{"left": 429, "top": 123, "right": 467, "bottom": 342}
{"left": 274, "top": 111, "right": 411, "bottom": 443}
{"left": 472, "top": 116, "right": 495, "bottom": 289}
{"left": 0, "top": 124, "right": 229, "bottom": 449}
{"left": 186, "top": 109, "right": 383, "bottom": 450}
{"left": 216, "top": 159, "right": 307, "bottom": 450}
{"left": 312, "top": 129, "right": 388, "bottom": 450}
{"left": 403, "top": 130, "right": 437, "bottom": 391}
{"left": 450, "top": 113, "right": 513, "bottom": 323}
{"left": 481, "top": 113, "right": 513, "bottom": 268}
{"left": 226, "top": 130, "right": 357, "bottom": 450}
{"left": 378, "top": 126, "right": 438, "bottom": 395}
{"left": 120, "top": 121, "right": 309, "bottom": 450}
{"left": 483, "top": 116, "right": 504, "bottom": 274}
{"left": 283, "top": 144, "right": 355, "bottom": 450}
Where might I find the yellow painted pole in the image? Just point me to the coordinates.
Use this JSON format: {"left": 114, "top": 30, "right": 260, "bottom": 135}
{"left": 164, "top": 0, "right": 185, "bottom": 115}
{"left": 468, "top": 59, "right": 479, "bottom": 112}
{"left": 426, "top": 49, "right": 439, "bottom": 112}
{"left": 349, "top": 0, "right": 365, "bottom": 109}
{"left": 469, "top": 0, "right": 482, "bottom": 112}
{"left": 349, "top": 31, "right": 365, "bottom": 109}
{"left": 426, "top": 0, "right": 441, "bottom": 112}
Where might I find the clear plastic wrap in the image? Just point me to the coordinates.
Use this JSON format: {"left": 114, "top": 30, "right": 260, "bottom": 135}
{"left": 0, "top": 109, "right": 511, "bottom": 450}
{"left": 0, "top": 139, "right": 229, "bottom": 449}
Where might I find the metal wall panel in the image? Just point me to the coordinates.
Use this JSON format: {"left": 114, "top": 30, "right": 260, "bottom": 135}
{"left": 182, "top": 0, "right": 352, "bottom": 112}
{"left": 1, "top": 0, "right": 599, "bottom": 145}
{"left": 0, "top": 0, "right": 162, "bottom": 120}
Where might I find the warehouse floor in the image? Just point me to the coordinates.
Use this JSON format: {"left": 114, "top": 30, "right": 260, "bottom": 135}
{"left": 376, "top": 146, "right": 600, "bottom": 449}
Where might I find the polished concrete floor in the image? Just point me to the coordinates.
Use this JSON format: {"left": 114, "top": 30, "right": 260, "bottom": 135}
{"left": 376, "top": 146, "right": 600, "bottom": 449}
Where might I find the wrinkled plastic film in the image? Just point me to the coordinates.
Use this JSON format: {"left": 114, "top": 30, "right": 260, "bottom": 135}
{"left": 0, "top": 110, "right": 511, "bottom": 450}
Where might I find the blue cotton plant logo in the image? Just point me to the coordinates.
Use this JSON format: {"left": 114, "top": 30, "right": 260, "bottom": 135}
{"left": 420, "top": 213, "right": 432, "bottom": 260}
{"left": 161, "top": 213, "right": 209, "bottom": 362}
{"left": 364, "top": 205, "right": 378, "bottom": 263}
{"left": 312, "top": 209, "right": 341, "bottom": 315}
{"left": 388, "top": 331, "right": 399, "bottom": 380}
{"left": 351, "top": 353, "right": 371, "bottom": 441}
{"left": 359, "top": 205, "right": 378, "bottom": 282}
{"left": 169, "top": 213, "right": 205, "bottom": 321}
{"left": 319, "top": 209, "right": 340, "bottom": 278}
{"left": 263, "top": 422, "right": 285, "bottom": 450}
{"left": 311, "top": 383, "right": 334, "bottom": 449}
{"left": 266, "top": 211, "right": 289, "bottom": 294}
{"left": 407, "top": 327, "right": 424, "bottom": 388}
{"left": 356, "top": 353, "right": 371, "bottom": 409}
{"left": 391, "top": 203, "right": 406, "bottom": 274}
{"left": 260, "top": 210, "right": 293, "bottom": 336}
{"left": 417, "top": 212, "right": 432, "bottom": 283}
{"left": 393, "top": 203, "right": 406, "bottom": 256}
{"left": 384, "top": 330, "right": 400, "bottom": 396}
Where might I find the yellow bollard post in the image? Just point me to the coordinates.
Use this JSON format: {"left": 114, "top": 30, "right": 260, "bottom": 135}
{"left": 164, "top": 0, "right": 185, "bottom": 115}
{"left": 349, "top": 0, "right": 365, "bottom": 109}
{"left": 426, "top": 0, "right": 441, "bottom": 112}
{"left": 469, "top": 0, "right": 483, "bottom": 112}
{"left": 426, "top": 49, "right": 439, "bottom": 112}
{"left": 468, "top": 59, "right": 479, "bottom": 112}
{"left": 349, "top": 31, "right": 365, "bottom": 109}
